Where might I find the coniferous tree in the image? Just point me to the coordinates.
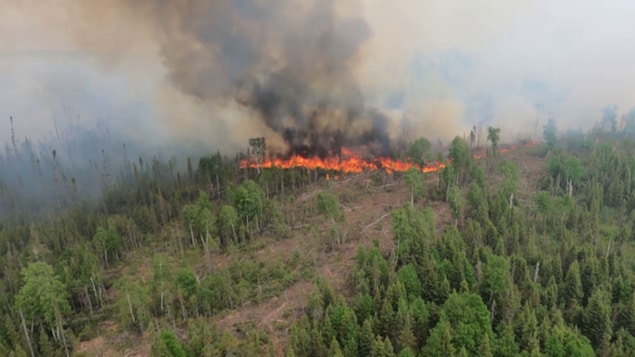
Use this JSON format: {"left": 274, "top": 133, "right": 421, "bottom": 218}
{"left": 582, "top": 289, "right": 612, "bottom": 349}
{"left": 563, "top": 260, "right": 584, "bottom": 305}
{"left": 421, "top": 319, "right": 456, "bottom": 356}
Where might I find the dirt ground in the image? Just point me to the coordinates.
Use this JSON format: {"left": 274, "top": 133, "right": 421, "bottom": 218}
{"left": 75, "top": 146, "right": 546, "bottom": 356}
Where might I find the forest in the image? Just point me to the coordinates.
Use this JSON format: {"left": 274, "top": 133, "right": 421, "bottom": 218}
{"left": 2, "top": 117, "right": 635, "bottom": 356}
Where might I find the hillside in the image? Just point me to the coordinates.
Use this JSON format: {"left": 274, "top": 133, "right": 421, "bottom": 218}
{"left": 3, "top": 130, "right": 635, "bottom": 356}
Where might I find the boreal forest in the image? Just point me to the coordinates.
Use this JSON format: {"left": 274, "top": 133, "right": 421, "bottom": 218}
{"left": 2, "top": 117, "right": 635, "bottom": 357}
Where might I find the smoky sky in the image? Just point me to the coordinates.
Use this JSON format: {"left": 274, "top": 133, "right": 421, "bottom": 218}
{"left": 2, "top": 0, "right": 635, "bottom": 153}
{"left": 132, "top": 0, "right": 389, "bottom": 155}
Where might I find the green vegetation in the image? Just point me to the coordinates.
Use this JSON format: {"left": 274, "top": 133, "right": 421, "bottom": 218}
{"left": 406, "top": 138, "right": 432, "bottom": 167}
{"left": 3, "top": 122, "right": 635, "bottom": 356}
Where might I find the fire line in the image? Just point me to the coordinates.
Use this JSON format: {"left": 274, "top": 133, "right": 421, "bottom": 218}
{"left": 240, "top": 140, "right": 540, "bottom": 175}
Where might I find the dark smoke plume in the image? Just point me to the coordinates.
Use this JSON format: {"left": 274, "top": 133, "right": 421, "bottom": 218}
{"left": 95, "top": 0, "right": 391, "bottom": 156}
{"left": 6, "top": 0, "right": 635, "bottom": 156}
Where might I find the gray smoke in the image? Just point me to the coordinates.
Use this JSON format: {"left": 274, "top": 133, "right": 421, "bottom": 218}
{"left": 127, "top": 0, "right": 391, "bottom": 155}
{"left": 4, "top": 0, "right": 635, "bottom": 152}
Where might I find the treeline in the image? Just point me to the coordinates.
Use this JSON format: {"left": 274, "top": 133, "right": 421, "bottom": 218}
{"left": 285, "top": 125, "right": 635, "bottom": 356}
{"left": 0, "top": 123, "right": 195, "bottom": 223}
{"left": 3, "top": 116, "right": 635, "bottom": 356}
{"left": 0, "top": 131, "right": 362, "bottom": 356}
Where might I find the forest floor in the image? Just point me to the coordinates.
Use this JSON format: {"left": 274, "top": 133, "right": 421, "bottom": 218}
{"left": 75, "top": 146, "right": 546, "bottom": 356}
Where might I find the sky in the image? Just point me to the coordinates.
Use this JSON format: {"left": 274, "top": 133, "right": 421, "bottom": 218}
{"left": 1, "top": 0, "right": 634, "bottom": 151}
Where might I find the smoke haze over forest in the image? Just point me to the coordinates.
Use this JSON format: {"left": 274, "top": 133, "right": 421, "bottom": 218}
{"left": 2, "top": 0, "right": 635, "bottom": 153}
{"left": 6, "top": 3, "right": 635, "bottom": 355}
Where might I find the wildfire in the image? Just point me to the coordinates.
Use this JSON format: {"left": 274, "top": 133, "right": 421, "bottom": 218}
{"left": 240, "top": 140, "right": 541, "bottom": 175}
{"left": 240, "top": 148, "right": 447, "bottom": 175}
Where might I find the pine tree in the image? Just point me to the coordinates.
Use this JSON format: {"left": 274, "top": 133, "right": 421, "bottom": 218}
{"left": 493, "top": 323, "right": 520, "bottom": 357}
{"left": 151, "top": 329, "right": 187, "bottom": 357}
{"left": 514, "top": 303, "right": 539, "bottom": 353}
{"left": 329, "top": 338, "right": 344, "bottom": 357}
{"left": 359, "top": 319, "right": 374, "bottom": 357}
{"left": 397, "top": 347, "right": 415, "bottom": 357}
{"left": 395, "top": 316, "right": 416, "bottom": 353}
{"left": 617, "top": 292, "right": 635, "bottom": 335}
{"left": 478, "top": 332, "right": 494, "bottom": 357}
{"left": 377, "top": 298, "right": 396, "bottom": 339}
{"left": 410, "top": 297, "right": 429, "bottom": 348}
{"left": 563, "top": 260, "right": 584, "bottom": 305}
{"left": 421, "top": 320, "right": 457, "bottom": 356}
{"left": 289, "top": 317, "right": 312, "bottom": 356}
{"left": 543, "top": 276, "right": 559, "bottom": 311}
{"left": 582, "top": 289, "right": 612, "bottom": 349}
{"left": 396, "top": 264, "right": 422, "bottom": 299}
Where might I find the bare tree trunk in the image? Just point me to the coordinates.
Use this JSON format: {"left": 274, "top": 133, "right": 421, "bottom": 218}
{"left": 189, "top": 221, "right": 196, "bottom": 247}
{"left": 202, "top": 227, "right": 213, "bottom": 273}
{"left": 58, "top": 317, "right": 70, "bottom": 357}
{"left": 103, "top": 248, "right": 109, "bottom": 267}
{"left": 179, "top": 295, "right": 187, "bottom": 320}
{"left": 175, "top": 225, "right": 184, "bottom": 257}
{"left": 281, "top": 173, "right": 284, "bottom": 196}
{"left": 90, "top": 276, "right": 103, "bottom": 308}
{"left": 19, "top": 309, "right": 35, "bottom": 357}
{"left": 84, "top": 286, "right": 94, "bottom": 317}
{"left": 127, "top": 293, "right": 136, "bottom": 323}
{"left": 216, "top": 173, "right": 220, "bottom": 197}
{"left": 231, "top": 224, "right": 237, "bottom": 245}
{"left": 131, "top": 225, "right": 139, "bottom": 250}
{"left": 533, "top": 261, "right": 540, "bottom": 282}
{"left": 167, "top": 301, "right": 176, "bottom": 330}
{"left": 246, "top": 216, "right": 250, "bottom": 242}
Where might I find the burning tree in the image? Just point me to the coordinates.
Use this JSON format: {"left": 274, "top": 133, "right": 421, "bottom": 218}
{"left": 248, "top": 137, "right": 267, "bottom": 162}
{"left": 248, "top": 137, "right": 267, "bottom": 173}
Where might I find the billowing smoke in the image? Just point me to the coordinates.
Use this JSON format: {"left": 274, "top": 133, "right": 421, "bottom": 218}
{"left": 9, "top": 0, "right": 635, "bottom": 220}
{"left": 4, "top": 0, "right": 635, "bottom": 153}
{"left": 92, "top": 0, "right": 394, "bottom": 156}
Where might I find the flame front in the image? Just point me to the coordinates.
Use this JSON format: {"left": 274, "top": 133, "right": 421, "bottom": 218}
{"left": 240, "top": 148, "right": 446, "bottom": 174}
{"left": 240, "top": 140, "right": 540, "bottom": 175}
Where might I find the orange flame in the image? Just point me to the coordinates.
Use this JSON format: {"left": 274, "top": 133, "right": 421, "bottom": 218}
{"left": 240, "top": 140, "right": 540, "bottom": 175}
{"left": 240, "top": 148, "right": 446, "bottom": 174}
{"left": 524, "top": 140, "right": 540, "bottom": 147}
